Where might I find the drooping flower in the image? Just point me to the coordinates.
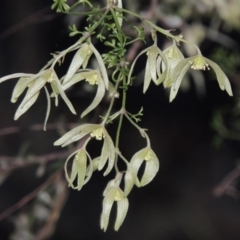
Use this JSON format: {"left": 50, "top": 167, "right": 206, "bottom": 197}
{"left": 170, "top": 54, "right": 233, "bottom": 102}
{"left": 129, "top": 147, "right": 159, "bottom": 187}
{"left": 127, "top": 44, "right": 168, "bottom": 93}
{"left": 161, "top": 41, "right": 184, "bottom": 88}
{"left": 0, "top": 69, "right": 76, "bottom": 129}
{"left": 100, "top": 173, "right": 129, "bottom": 231}
{"left": 63, "top": 43, "right": 93, "bottom": 84}
{"left": 64, "top": 148, "right": 93, "bottom": 191}
{"left": 62, "top": 70, "right": 106, "bottom": 118}
{"left": 54, "top": 124, "right": 115, "bottom": 176}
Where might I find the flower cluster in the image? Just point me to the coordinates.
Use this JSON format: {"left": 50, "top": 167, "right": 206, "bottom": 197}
{"left": 0, "top": 0, "right": 234, "bottom": 234}
{"left": 128, "top": 36, "right": 233, "bottom": 102}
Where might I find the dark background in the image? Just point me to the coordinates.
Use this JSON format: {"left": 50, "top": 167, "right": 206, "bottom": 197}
{"left": 0, "top": 0, "right": 240, "bottom": 239}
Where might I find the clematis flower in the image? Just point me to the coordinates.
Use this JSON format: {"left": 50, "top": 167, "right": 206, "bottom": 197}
{"left": 54, "top": 124, "right": 115, "bottom": 176}
{"left": 129, "top": 147, "right": 159, "bottom": 187}
{"left": 170, "top": 54, "right": 233, "bottom": 102}
{"left": 161, "top": 41, "right": 184, "bottom": 88}
{"left": 64, "top": 148, "right": 93, "bottom": 191}
{"left": 128, "top": 44, "right": 168, "bottom": 93}
{"left": 63, "top": 41, "right": 110, "bottom": 90}
{"left": 62, "top": 70, "right": 106, "bottom": 118}
{"left": 0, "top": 69, "right": 76, "bottom": 129}
{"left": 63, "top": 43, "right": 93, "bottom": 84}
{"left": 100, "top": 173, "right": 129, "bottom": 231}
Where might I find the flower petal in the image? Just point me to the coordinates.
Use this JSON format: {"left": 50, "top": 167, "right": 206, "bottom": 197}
{"left": 54, "top": 124, "right": 99, "bottom": 146}
{"left": 114, "top": 197, "right": 129, "bottom": 231}
{"left": 11, "top": 76, "right": 37, "bottom": 103}
{"left": 100, "top": 189, "right": 116, "bottom": 232}
{"left": 90, "top": 42, "right": 109, "bottom": 89}
{"left": 81, "top": 71, "right": 106, "bottom": 118}
{"left": 140, "top": 150, "right": 159, "bottom": 186}
{"left": 128, "top": 47, "right": 150, "bottom": 85}
{"left": 14, "top": 91, "right": 40, "bottom": 120}
{"left": 170, "top": 58, "right": 191, "bottom": 102}
{"left": 205, "top": 57, "right": 233, "bottom": 96}
{"left": 63, "top": 43, "right": 91, "bottom": 84}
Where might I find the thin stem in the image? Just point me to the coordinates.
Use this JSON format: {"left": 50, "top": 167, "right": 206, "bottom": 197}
{"left": 68, "top": 1, "right": 93, "bottom": 12}
{"left": 51, "top": 9, "right": 109, "bottom": 69}
{"left": 117, "top": 150, "right": 129, "bottom": 167}
{"left": 114, "top": 75, "right": 127, "bottom": 172}
{"left": 102, "top": 80, "right": 120, "bottom": 125}
{"left": 110, "top": 8, "right": 123, "bottom": 44}
{"left": 124, "top": 112, "right": 143, "bottom": 133}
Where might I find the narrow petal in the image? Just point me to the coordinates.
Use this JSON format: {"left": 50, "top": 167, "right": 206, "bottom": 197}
{"left": 100, "top": 190, "right": 116, "bottom": 232}
{"left": 76, "top": 149, "right": 87, "bottom": 190}
{"left": 124, "top": 170, "right": 134, "bottom": 197}
{"left": 128, "top": 47, "right": 150, "bottom": 85}
{"left": 11, "top": 76, "right": 36, "bottom": 103}
{"left": 64, "top": 150, "right": 79, "bottom": 188}
{"left": 117, "top": 0, "right": 123, "bottom": 27}
{"left": 114, "top": 198, "right": 129, "bottom": 231}
{"left": 43, "top": 86, "right": 51, "bottom": 131}
{"left": 54, "top": 124, "right": 99, "bottom": 146}
{"left": 98, "top": 138, "right": 109, "bottom": 171}
{"left": 81, "top": 72, "right": 106, "bottom": 118}
{"left": 0, "top": 73, "right": 35, "bottom": 84}
{"left": 130, "top": 148, "right": 147, "bottom": 186}
{"left": 143, "top": 58, "right": 152, "bottom": 93}
{"left": 205, "top": 57, "right": 233, "bottom": 96}
{"left": 63, "top": 44, "right": 90, "bottom": 84}
{"left": 170, "top": 58, "right": 191, "bottom": 102}
{"left": 148, "top": 47, "right": 158, "bottom": 83}
{"left": 14, "top": 91, "right": 40, "bottom": 120}
{"left": 20, "top": 75, "right": 46, "bottom": 107}
{"left": 62, "top": 71, "right": 92, "bottom": 90}
{"left": 140, "top": 150, "right": 159, "bottom": 186}
{"left": 54, "top": 73, "right": 76, "bottom": 114}
{"left": 103, "top": 133, "right": 115, "bottom": 176}
{"left": 90, "top": 42, "right": 109, "bottom": 89}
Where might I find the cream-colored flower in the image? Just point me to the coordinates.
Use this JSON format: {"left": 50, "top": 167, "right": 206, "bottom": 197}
{"left": 170, "top": 54, "right": 233, "bottom": 102}
{"left": 64, "top": 148, "right": 92, "bottom": 191}
{"left": 127, "top": 44, "right": 168, "bottom": 93}
{"left": 129, "top": 147, "right": 159, "bottom": 187}
{"left": 62, "top": 70, "right": 106, "bottom": 118}
{"left": 63, "top": 43, "right": 93, "bottom": 84}
{"left": 162, "top": 41, "right": 184, "bottom": 88}
{"left": 100, "top": 173, "right": 129, "bottom": 231}
{"left": 54, "top": 124, "right": 115, "bottom": 176}
{"left": 0, "top": 69, "right": 76, "bottom": 129}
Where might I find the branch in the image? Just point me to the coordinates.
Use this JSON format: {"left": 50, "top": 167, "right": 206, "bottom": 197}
{"left": 0, "top": 170, "right": 62, "bottom": 222}
{"left": 213, "top": 167, "right": 240, "bottom": 199}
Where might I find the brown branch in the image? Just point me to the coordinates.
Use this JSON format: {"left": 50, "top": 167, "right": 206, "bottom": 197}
{"left": 0, "top": 170, "right": 62, "bottom": 222}
{"left": 0, "top": 6, "right": 56, "bottom": 40}
{"left": 125, "top": 0, "right": 158, "bottom": 63}
{"left": 36, "top": 175, "right": 69, "bottom": 240}
{"left": 0, "top": 150, "right": 70, "bottom": 173}
{"left": 213, "top": 167, "right": 240, "bottom": 199}
{"left": 0, "top": 122, "right": 78, "bottom": 136}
